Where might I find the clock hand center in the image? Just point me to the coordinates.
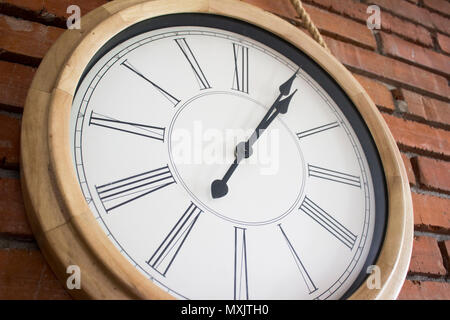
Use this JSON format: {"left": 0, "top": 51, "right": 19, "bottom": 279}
{"left": 211, "top": 69, "right": 299, "bottom": 199}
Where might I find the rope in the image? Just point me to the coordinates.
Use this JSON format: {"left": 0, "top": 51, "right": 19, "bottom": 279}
{"left": 289, "top": 0, "right": 330, "bottom": 52}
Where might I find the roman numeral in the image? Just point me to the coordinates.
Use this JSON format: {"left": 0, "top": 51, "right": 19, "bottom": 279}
{"left": 278, "top": 224, "right": 318, "bottom": 294}
{"left": 297, "top": 122, "right": 340, "bottom": 139}
{"left": 96, "top": 165, "right": 175, "bottom": 213}
{"left": 308, "top": 164, "right": 361, "bottom": 188}
{"left": 300, "top": 197, "right": 357, "bottom": 250}
{"left": 234, "top": 227, "right": 249, "bottom": 300}
{"left": 89, "top": 111, "right": 165, "bottom": 142}
{"left": 232, "top": 43, "right": 249, "bottom": 94}
{"left": 121, "top": 60, "right": 180, "bottom": 106}
{"left": 147, "top": 202, "right": 202, "bottom": 276}
{"left": 175, "top": 38, "right": 211, "bottom": 90}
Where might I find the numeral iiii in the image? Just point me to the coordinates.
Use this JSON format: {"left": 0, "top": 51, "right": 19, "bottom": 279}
{"left": 232, "top": 43, "right": 249, "bottom": 94}
{"left": 96, "top": 166, "right": 175, "bottom": 212}
{"left": 175, "top": 38, "right": 211, "bottom": 90}
{"left": 300, "top": 197, "right": 357, "bottom": 249}
{"left": 147, "top": 202, "right": 202, "bottom": 276}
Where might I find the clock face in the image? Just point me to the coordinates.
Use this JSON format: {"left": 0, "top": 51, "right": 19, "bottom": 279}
{"left": 70, "top": 14, "right": 386, "bottom": 300}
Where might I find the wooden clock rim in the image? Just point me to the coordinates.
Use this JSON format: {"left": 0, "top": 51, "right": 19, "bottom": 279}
{"left": 21, "top": 0, "right": 413, "bottom": 300}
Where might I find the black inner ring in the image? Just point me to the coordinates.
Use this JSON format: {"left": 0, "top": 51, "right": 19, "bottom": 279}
{"left": 76, "top": 12, "right": 387, "bottom": 300}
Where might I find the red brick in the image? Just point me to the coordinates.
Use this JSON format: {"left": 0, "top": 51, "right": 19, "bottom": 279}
{"left": 400, "top": 89, "right": 450, "bottom": 127}
{"left": 325, "top": 37, "right": 449, "bottom": 100}
{"left": 306, "top": 4, "right": 375, "bottom": 49}
{"left": 381, "top": 32, "right": 450, "bottom": 77}
{"left": 303, "top": 0, "right": 370, "bottom": 22}
{"left": 0, "top": 0, "right": 108, "bottom": 20}
{"left": 401, "top": 153, "right": 416, "bottom": 186}
{"left": 305, "top": 0, "right": 433, "bottom": 47}
{"left": 368, "top": 0, "right": 433, "bottom": 29}
{"left": 430, "top": 12, "right": 450, "bottom": 35}
{"left": 441, "top": 240, "right": 450, "bottom": 276}
{"left": 399, "top": 280, "right": 450, "bottom": 300}
{"left": 382, "top": 114, "right": 450, "bottom": 159}
{"left": 412, "top": 192, "right": 450, "bottom": 233}
{"left": 0, "top": 14, "right": 64, "bottom": 64}
{"left": 414, "top": 157, "right": 450, "bottom": 193}
{"left": 409, "top": 236, "right": 446, "bottom": 276}
{"left": 353, "top": 74, "right": 395, "bottom": 112}
{"left": 44, "top": 0, "right": 108, "bottom": 19}
{"left": 437, "top": 33, "right": 450, "bottom": 54}
{"left": 0, "top": 177, "right": 32, "bottom": 238}
{"left": 0, "top": 113, "right": 20, "bottom": 169}
{"left": 243, "top": 0, "right": 376, "bottom": 49}
{"left": 0, "top": 61, "right": 35, "bottom": 112}
{"left": 381, "top": 12, "right": 433, "bottom": 47}
{"left": 423, "top": 0, "right": 450, "bottom": 16}
{"left": 0, "top": 249, "right": 70, "bottom": 299}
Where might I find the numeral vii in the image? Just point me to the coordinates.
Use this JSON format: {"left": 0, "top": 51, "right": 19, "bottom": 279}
{"left": 89, "top": 111, "right": 165, "bottom": 142}
{"left": 147, "top": 202, "right": 202, "bottom": 276}
{"left": 279, "top": 225, "right": 318, "bottom": 294}
{"left": 232, "top": 43, "right": 249, "bottom": 94}
{"left": 96, "top": 166, "right": 175, "bottom": 213}
{"left": 175, "top": 38, "right": 211, "bottom": 90}
{"left": 300, "top": 197, "right": 357, "bottom": 249}
{"left": 234, "top": 227, "right": 249, "bottom": 300}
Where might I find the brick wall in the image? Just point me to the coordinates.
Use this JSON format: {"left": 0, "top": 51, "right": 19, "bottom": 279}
{"left": 0, "top": 0, "right": 449, "bottom": 300}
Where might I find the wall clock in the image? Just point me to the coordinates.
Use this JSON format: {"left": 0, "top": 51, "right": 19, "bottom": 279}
{"left": 21, "top": 0, "right": 413, "bottom": 300}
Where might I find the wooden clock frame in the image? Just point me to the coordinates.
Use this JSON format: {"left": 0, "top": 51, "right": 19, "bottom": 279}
{"left": 21, "top": 0, "right": 413, "bottom": 300}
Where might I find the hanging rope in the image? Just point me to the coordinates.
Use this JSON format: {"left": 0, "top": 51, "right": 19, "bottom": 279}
{"left": 289, "top": 0, "right": 329, "bottom": 51}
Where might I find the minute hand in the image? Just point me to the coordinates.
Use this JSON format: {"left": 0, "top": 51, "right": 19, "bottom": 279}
{"left": 246, "top": 88, "right": 298, "bottom": 149}
{"left": 210, "top": 69, "right": 299, "bottom": 199}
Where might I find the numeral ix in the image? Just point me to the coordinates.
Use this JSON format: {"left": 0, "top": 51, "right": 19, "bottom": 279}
{"left": 96, "top": 166, "right": 175, "bottom": 212}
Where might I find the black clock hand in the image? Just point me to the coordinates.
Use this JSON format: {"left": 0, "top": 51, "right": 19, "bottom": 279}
{"left": 211, "top": 69, "right": 299, "bottom": 199}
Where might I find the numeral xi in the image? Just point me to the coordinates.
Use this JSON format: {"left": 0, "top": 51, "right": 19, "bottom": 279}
{"left": 175, "top": 38, "right": 211, "bottom": 90}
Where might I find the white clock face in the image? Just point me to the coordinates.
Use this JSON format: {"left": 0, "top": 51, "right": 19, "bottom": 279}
{"left": 70, "top": 19, "right": 380, "bottom": 300}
